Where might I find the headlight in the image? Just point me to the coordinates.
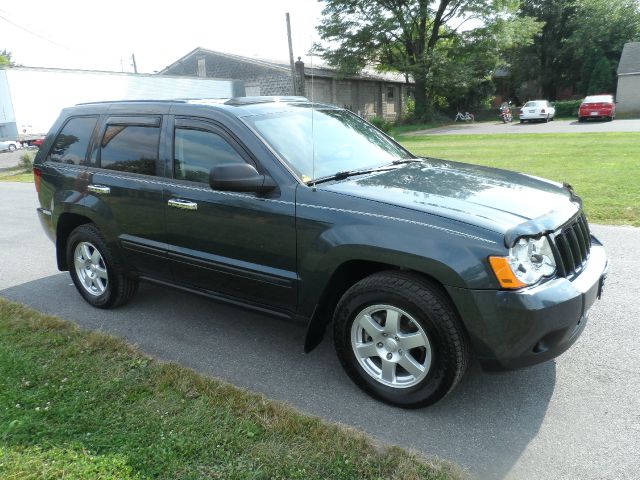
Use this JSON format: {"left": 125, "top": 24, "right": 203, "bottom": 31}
{"left": 489, "top": 236, "right": 556, "bottom": 289}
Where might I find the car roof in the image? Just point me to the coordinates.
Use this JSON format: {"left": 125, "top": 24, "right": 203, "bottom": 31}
{"left": 71, "top": 96, "right": 337, "bottom": 118}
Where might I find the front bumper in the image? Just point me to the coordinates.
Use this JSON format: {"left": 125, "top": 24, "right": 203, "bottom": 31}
{"left": 447, "top": 243, "right": 607, "bottom": 370}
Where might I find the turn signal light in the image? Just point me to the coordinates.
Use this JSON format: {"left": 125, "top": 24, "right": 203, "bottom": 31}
{"left": 33, "top": 167, "right": 42, "bottom": 193}
{"left": 489, "top": 256, "right": 527, "bottom": 289}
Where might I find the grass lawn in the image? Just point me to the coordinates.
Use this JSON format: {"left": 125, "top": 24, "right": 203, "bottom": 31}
{"left": 398, "top": 132, "right": 640, "bottom": 227}
{"left": 0, "top": 169, "right": 33, "bottom": 183}
{"left": 0, "top": 298, "right": 460, "bottom": 480}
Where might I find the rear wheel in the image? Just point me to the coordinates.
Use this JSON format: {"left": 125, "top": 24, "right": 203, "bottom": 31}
{"left": 8, "top": 144, "right": 16, "bottom": 151}
{"left": 67, "top": 224, "right": 138, "bottom": 308}
{"left": 333, "top": 271, "right": 469, "bottom": 408}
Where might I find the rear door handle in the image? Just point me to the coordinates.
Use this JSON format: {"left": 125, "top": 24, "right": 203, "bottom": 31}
{"left": 168, "top": 198, "right": 198, "bottom": 211}
{"left": 87, "top": 184, "right": 111, "bottom": 195}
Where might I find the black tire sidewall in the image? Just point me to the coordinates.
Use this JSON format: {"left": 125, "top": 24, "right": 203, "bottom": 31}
{"left": 334, "top": 281, "right": 461, "bottom": 408}
{"left": 66, "top": 226, "right": 116, "bottom": 308}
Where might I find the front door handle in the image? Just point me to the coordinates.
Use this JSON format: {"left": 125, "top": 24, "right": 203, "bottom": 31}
{"left": 168, "top": 198, "right": 198, "bottom": 211}
{"left": 87, "top": 184, "right": 111, "bottom": 195}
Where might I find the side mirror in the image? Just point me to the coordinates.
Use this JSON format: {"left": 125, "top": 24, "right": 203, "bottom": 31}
{"left": 209, "top": 164, "right": 277, "bottom": 193}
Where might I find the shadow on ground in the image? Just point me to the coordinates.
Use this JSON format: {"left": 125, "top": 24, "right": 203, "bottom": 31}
{"left": 1, "top": 274, "right": 556, "bottom": 479}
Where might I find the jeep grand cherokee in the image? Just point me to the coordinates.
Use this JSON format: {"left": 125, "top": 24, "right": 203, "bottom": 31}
{"left": 33, "top": 97, "right": 607, "bottom": 407}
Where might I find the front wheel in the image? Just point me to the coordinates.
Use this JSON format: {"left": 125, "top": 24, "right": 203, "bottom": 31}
{"left": 333, "top": 271, "right": 469, "bottom": 408}
{"left": 67, "top": 224, "right": 138, "bottom": 308}
{"left": 8, "top": 144, "right": 16, "bottom": 151}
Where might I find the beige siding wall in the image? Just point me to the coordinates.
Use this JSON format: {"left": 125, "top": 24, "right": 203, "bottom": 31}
{"left": 616, "top": 75, "right": 640, "bottom": 115}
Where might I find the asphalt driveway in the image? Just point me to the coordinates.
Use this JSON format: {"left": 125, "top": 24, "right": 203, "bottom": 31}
{"left": 1, "top": 182, "right": 639, "bottom": 479}
{"left": 408, "top": 118, "right": 640, "bottom": 136}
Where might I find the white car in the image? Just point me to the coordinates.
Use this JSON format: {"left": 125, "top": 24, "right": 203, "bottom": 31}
{"left": 519, "top": 100, "right": 556, "bottom": 123}
{"left": 0, "top": 140, "right": 22, "bottom": 152}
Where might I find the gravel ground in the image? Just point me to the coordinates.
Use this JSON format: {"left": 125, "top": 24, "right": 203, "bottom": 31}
{"left": 407, "top": 118, "right": 640, "bottom": 136}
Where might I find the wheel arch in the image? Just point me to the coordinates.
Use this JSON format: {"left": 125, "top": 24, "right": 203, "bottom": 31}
{"left": 55, "top": 213, "right": 93, "bottom": 270}
{"left": 304, "top": 259, "right": 465, "bottom": 353}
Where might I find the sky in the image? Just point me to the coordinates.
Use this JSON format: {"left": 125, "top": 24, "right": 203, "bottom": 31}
{"left": 0, "top": 0, "right": 325, "bottom": 73}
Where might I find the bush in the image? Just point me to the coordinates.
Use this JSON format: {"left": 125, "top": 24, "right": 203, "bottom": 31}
{"left": 552, "top": 100, "right": 582, "bottom": 118}
{"left": 19, "top": 151, "right": 35, "bottom": 172}
{"left": 369, "top": 116, "right": 393, "bottom": 133}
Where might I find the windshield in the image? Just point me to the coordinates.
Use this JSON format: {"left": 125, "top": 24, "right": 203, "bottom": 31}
{"left": 244, "top": 105, "right": 412, "bottom": 181}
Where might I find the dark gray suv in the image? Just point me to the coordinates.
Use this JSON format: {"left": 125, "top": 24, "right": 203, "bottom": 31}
{"left": 33, "top": 97, "right": 607, "bottom": 407}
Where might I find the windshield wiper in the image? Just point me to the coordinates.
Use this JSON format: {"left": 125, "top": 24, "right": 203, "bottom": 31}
{"left": 307, "top": 165, "right": 398, "bottom": 185}
{"left": 391, "top": 158, "right": 421, "bottom": 165}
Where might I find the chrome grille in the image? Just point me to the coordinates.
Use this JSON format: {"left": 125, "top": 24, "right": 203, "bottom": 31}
{"left": 552, "top": 214, "right": 591, "bottom": 277}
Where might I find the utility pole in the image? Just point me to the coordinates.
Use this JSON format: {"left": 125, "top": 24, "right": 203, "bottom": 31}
{"left": 131, "top": 53, "right": 138, "bottom": 74}
{"left": 286, "top": 13, "right": 297, "bottom": 95}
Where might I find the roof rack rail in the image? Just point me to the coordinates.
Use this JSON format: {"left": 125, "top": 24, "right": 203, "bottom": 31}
{"left": 76, "top": 99, "right": 188, "bottom": 106}
{"left": 223, "top": 96, "right": 309, "bottom": 106}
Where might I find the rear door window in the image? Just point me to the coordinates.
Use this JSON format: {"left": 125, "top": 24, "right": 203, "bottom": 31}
{"left": 100, "top": 122, "right": 160, "bottom": 176}
{"left": 49, "top": 116, "right": 98, "bottom": 165}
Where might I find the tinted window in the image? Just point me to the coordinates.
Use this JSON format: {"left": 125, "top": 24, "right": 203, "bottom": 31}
{"left": 49, "top": 117, "right": 98, "bottom": 165}
{"left": 100, "top": 125, "right": 160, "bottom": 175}
{"left": 174, "top": 128, "right": 247, "bottom": 183}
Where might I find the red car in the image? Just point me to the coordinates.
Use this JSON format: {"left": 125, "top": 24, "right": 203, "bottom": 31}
{"left": 578, "top": 94, "right": 616, "bottom": 122}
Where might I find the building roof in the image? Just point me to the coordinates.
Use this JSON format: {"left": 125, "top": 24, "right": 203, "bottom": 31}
{"left": 618, "top": 42, "right": 640, "bottom": 75}
{"left": 159, "top": 47, "right": 410, "bottom": 84}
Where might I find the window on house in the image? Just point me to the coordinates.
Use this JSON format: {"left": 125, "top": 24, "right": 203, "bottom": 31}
{"left": 387, "top": 87, "right": 395, "bottom": 101}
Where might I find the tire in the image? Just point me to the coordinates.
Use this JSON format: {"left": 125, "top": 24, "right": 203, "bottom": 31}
{"left": 544, "top": 115, "right": 549, "bottom": 123}
{"left": 333, "top": 271, "right": 469, "bottom": 408}
{"left": 66, "top": 224, "right": 138, "bottom": 308}
{"left": 8, "top": 144, "right": 16, "bottom": 151}
{"left": 520, "top": 119, "right": 524, "bottom": 124}
{"left": 578, "top": 117, "right": 585, "bottom": 123}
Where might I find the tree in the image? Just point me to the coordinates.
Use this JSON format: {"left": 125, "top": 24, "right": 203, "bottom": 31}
{"left": 510, "top": 0, "right": 640, "bottom": 99}
{"left": 588, "top": 56, "right": 614, "bottom": 94}
{"left": 315, "top": 0, "right": 539, "bottom": 120}
{"left": 0, "top": 49, "right": 13, "bottom": 67}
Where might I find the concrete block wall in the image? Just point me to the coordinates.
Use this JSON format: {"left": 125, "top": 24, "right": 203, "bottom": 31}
{"left": 163, "top": 54, "right": 294, "bottom": 96}
{"left": 616, "top": 75, "right": 640, "bottom": 116}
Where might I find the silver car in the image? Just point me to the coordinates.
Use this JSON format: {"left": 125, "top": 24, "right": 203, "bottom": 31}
{"left": 0, "top": 140, "right": 22, "bottom": 152}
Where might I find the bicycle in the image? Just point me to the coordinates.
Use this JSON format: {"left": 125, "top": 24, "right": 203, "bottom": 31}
{"left": 454, "top": 111, "right": 474, "bottom": 122}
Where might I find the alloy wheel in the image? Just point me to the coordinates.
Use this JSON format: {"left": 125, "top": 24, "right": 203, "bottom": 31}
{"left": 350, "top": 304, "right": 432, "bottom": 388}
{"left": 73, "top": 241, "right": 108, "bottom": 296}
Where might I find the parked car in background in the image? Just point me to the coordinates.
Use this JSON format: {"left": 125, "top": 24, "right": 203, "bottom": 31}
{"left": 579, "top": 95, "right": 616, "bottom": 122}
{"left": 519, "top": 100, "right": 556, "bottom": 123}
{"left": 0, "top": 140, "right": 22, "bottom": 152}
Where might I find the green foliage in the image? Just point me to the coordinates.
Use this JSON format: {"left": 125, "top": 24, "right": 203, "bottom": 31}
{"left": 368, "top": 116, "right": 393, "bottom": 133}
{"left": 19, "top": 151, "right": 35, "bottom": 172}
{"left": 315, "top": 0, "right": 540, "bottom": 120}
{"left": 551, "top": 100, "right": 582, "bottom": 117}
{"left": 588, "top": 56, "right": 614, "bottom": 94}
{"left": 0, "top": 50, "right": 10, "bottom": 67}
{"left": 510, "top": 0, "right": 640, "bottom": 99}
{"left": 0, "top": 299, "right": 461, "bottom": 480}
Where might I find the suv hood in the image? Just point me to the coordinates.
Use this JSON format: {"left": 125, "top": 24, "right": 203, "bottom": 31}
{"left": 320, "top": 158, "right": 579, "bottom": 234}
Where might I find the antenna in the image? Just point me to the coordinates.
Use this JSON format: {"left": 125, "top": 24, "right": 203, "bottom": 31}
{"left": 311, "top": 36, "right": 316, "bottom": 190}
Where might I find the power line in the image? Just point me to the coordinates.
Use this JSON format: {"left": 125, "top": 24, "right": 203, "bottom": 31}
{"left": 0, "top": 12, "right": 73, "bottom": 51}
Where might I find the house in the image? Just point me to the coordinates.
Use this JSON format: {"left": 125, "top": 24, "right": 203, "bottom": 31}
{"left": 159, "top": 48, "right": 412, "bottom": 121}
{"left": 616, "top": 42, "right": 640, "bottom": 116}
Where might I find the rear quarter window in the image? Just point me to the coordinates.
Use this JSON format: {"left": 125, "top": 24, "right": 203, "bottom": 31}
{"left": 48, "top": 116, "right": 98, "bottom": 165}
